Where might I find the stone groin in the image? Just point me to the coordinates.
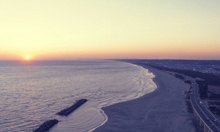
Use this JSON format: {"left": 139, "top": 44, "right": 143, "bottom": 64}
{"left": 33, "top": 99, "right": 87, "bottom": 131}
{"left": 57, "top": 99, "right": 87, "bottom": 116}
{"left": 33, "top": 119, "right": 59, "bottom": 132}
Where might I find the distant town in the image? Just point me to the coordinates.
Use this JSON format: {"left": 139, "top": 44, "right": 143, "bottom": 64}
{"left": 141, "top": 60, "right": 220, "bottom": 75}
{"left": 121, "top": 59, "right": 220, "bottom": 131}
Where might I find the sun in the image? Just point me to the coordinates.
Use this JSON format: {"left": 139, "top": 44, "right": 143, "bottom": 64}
{"left": 24, "top": 55, "right": 31, "bottom": 60}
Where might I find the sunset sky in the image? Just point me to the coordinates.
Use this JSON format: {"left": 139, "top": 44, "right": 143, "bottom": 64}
{"left": 0, "top": 0, "right": 220, "bottom": 60}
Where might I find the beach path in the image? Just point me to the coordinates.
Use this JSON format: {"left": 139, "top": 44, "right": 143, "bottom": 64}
{"left": 94, "top": 66, "right": 195, "bottom": 132}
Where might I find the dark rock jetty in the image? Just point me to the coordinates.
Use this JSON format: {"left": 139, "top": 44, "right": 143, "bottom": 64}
{"left": 57, "top": 99, "right": 87, "bottom": 116}
{"left": 33, "top": 119, "right": 59, "bottom": 132}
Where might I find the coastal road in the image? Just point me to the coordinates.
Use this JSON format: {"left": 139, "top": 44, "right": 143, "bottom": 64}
{"left": 190, "top": 81, "right": 220, "bottom": 132}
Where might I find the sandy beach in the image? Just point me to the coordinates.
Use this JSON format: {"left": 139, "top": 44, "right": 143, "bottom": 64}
{"left": 94, "top": 65, "right": 196, "bottom": 132}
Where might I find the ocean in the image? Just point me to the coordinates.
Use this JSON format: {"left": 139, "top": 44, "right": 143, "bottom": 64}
{"left": 0, "top": 60, "right": 156, "bottom": 132}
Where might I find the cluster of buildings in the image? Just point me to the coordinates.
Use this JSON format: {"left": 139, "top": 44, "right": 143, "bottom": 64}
{"left": 154, "top": 63, "right": 220, "bottom": 75}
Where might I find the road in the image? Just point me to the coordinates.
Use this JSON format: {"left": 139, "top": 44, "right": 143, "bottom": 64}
{"left": 190, "top": 80, "right": 220, "bottom": 132}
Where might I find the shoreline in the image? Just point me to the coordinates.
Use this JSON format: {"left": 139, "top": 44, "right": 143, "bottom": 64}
{"left": 49, "top": 61, "right": 157, "bottom": 132}
{"left": 89, "top": 63, "right": 157, "bottom": 132}
{"left": 94, "top": 64, "right": 196, "bottom": 132}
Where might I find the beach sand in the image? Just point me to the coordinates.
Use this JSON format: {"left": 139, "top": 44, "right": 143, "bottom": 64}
{"left": 94, "top": 66, "right": 196, "bottom": 132}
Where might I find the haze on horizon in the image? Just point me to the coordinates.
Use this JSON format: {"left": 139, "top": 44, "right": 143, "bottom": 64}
{"left": 0, "top": 0, "right": 220, "bottom": 60}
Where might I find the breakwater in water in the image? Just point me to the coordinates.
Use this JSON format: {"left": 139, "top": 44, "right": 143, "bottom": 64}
{"left": 57, "top": 99, "right": 88, "bottom": 116}
{"left": 33, "top": 119, "right": 59, "bottom": 132}
{"left": 0, "top": 60, "right": 156, "bottom": 132}
{"left": 33, "top": 99, "right": 87, "bottom": 132}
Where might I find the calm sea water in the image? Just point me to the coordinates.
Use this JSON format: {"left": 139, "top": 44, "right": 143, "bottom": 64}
{"left": 0, "top": 60, "right": 156, "bottom": 132}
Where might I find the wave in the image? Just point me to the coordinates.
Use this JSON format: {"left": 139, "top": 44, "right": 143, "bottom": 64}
{"left": 89, "top": 63, "right": 157, "bottom": 132}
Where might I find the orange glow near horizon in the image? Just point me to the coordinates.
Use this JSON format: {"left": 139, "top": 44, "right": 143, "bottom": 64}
{"left": 24, "top": 55, "right": 31, "bottom": 61}
{"left": 0, "top": 1, "right": 220, "bottom": 60}
{"left": 21, "top": 48, "right": 220, "bottom": 60}
{"left": 1, "top": 49, "right": 220, "bottom": 60}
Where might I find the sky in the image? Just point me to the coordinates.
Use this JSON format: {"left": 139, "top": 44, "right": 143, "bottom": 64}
{"left": 0, "top": 0, "right": 220, "bottom": 60}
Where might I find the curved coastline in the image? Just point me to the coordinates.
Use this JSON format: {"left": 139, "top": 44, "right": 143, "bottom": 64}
{"left": 90, "top": 63, "right": 158, "bottom": 132}
{"left": 93, "top": 64, "right": 195, "bottom": 132}
{"left": 88, "top": 63, "right": 157, "bottom": 132}
{"left": 49, "top": 61, "right": 157, "bottom": 132}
